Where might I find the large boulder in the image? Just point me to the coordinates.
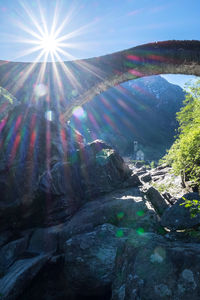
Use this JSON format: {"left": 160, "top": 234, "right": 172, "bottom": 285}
{"left": 112, "top": 232, "right": 200, "bottom": 300}
{"left": 0, "top": 231, "right": 13, "bottom": 248}
{"left": 79, "top": 139, "right": 113, "bottom": 161}
{"left": 64, "top": 224, "right": 130, "bottom": 297}
{"left": 0, "top": 135, "right": 131, "bottom": 231}
{"left": 59, "top": 187, "right": 159, "bottom": 248}
{"left": 0, "top": 104, "right": 85, "bottom": 231}
{"left": 0, "top": 254, "right": 50, "bottom": 300}
{"left": 145, "top": 186, "right": 169, "bottom": 216}
{"left": 37, "top": 161, "right": 84, "bottom": 226}
{"left": 0, "top": 237, "right": 28, "bottom": 277}
{"left": 122, "top": 173, "right": 142, "bottom": 188}
{"left": 161, "top": 192, "right": 200, "bottom": 230}
{"left": 79, "top": 140, "right": 131, "bottom": 198}
{"left": 140, "top": 172, "right": 152, "bottom": 183}
{"left": 27, "top": 225, "right": 61, "bottom": 255}
{"left": 16, "top": 255, "right": 72, "bottom": 300}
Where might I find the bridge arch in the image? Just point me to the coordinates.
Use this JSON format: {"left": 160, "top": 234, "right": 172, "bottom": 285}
{"left": 0, "top": 40, "right": 200, "bottom": 122}
{"left": 61, "top": 40, "right": 200, "bottom": 121}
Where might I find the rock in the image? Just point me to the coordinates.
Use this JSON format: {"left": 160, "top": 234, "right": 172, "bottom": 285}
{"left": 122, "top": 173, "right": 141, "bottom": 188}
{"left": 0, "top": 104, "right": 85, "bottom": 231}
{"left": 37, "top": 161, "right": 84, "bottom": 225}
{"left": 59, "top": 188, "right": 159, "bottom": 249}
{"left": 17, "top": 255, "right": 71, "bottom": 300}
{"left": 162, "top": 192, "right": 177, "bottom": 205}
{"left": 152, "top": 175, "right": 165, "bottom": 181}
{"left": 80, "top": 144, "right": 131, "bottom": 198}
{"left": 80, "top": 139, "right": 113, "bottom": 161}
{"left": 64, "top": 224, "right": 130, "bottom": 296}
{"left": 155, "top": 164, "right": 170, "bottom": 170}
{"left": 145, "top": 186, "right": 169, "bottom": 216}
{"left": 161, "top": 192, "right": 200, "bottom": 230}
{"left": 134, "top": 166, "right": 147, "bottom": 176}
{"left": 0, "top": 254, "right": 50, "bottom": 300}
{"left": 151, "top": 170, "right": 169, "bottom": 177}
{"left": 162, "top": 191, "right": 172, "bottom": 202}
{"left": 36, "top": 141, "right": 131, "bottom": 225}
{"left": 0, "top": 237, "right": 28, "bottom": 277}
{"left": 0, "top": 118, "right": 130, "bottom": 230}
{"left": 135, "top": 161, "right": 145, "bottom": 168}
{"left": 112, "top": 232, "right": 200, "bottom": 300}
{"left": 28, "top": 225, "right": 61, "bottom": 254}
{"left": 140, "top": 172, "right": 152, "bottom": 183}
{"left": 0, "top": 231, "right": 13, "bottom": 248}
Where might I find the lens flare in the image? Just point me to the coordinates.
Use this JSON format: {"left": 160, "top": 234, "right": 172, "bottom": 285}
{"left": 45, "top": 110, "right": 53, "bottom": 121}
{"left": 116, "top": 229, "right": 124, "bottom": 238}
{"left": 72, "top": 106, "right": 87, "bottom": 119}
{"left": 34, "top": 83, "right": 48, "bottom": 97}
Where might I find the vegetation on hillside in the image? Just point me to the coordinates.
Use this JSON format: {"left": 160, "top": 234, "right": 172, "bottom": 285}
{"left": 163, "top": 79, "right": 200, "bottom": 189}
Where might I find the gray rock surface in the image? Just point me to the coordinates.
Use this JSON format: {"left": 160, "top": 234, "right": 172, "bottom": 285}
{"left": 0, "top": 104, "right": 85, "bottom": 232}
{"left": 140, "top": 172, "right": 152, "bottom": 183}
{"left": 37, "top": 161, "right": 84, "bottom": 225}
{"left": 80, "top": 145, "right": 131, "bottom": 198}
{"left": 122, "top": 173, "right": 141, "bottom": 188}
{"left": 59, "top": 187, "right": 159, "bottom": 249}
{"left": 0, "top": 237, "right": 28, "bottom": 276}
{"left": 0, "top": 231, "right": 13, "bottom": 248}
{"left": 64, "top": 224, "right": 130, "bottom": 296}
{"left": 28, "top": 226, "right": 60, "bottom": 254}
{"left": 112, "top": 232, "right": 200, "bottom": 300}
{"left": 145, "top": 186, "right": 169, "bottom": 216}
{"left": 161, "top": 192, "right": 200, "bottom": 230}
{"left": 0, "top": 254, "right": 50, "bottom": 300}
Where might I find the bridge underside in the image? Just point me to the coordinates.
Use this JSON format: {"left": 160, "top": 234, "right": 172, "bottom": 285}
{"left": 0, "top": 40, "right": 200, "bottom": 121}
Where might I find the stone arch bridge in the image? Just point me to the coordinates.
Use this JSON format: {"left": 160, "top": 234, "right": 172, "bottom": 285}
{"left": 0, "top": 40, "right": 200, "bottom": 121}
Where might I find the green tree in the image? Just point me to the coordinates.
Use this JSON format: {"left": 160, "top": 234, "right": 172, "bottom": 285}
{"left": 163, "top": 79, "right": 200, "bottom": 187}
{"left": 162, "top": 80, "right": 200, "bottom": 217}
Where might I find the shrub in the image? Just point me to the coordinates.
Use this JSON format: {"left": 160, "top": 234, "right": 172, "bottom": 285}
{"left": 163, "top": 80, "right": 200, "bottom": 189}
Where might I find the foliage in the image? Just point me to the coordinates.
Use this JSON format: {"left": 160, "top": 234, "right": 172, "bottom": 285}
{"left": 3, "top": 92, "right": 13, "bottom": 104}
{"left": 180, "top": 197, "right": 200, "bottom": 218}
{"left": 0, "top": 87, "right": 14, "bottom": 104}
{"left": 163, "top": 80, "right": 200, "bottom": 188}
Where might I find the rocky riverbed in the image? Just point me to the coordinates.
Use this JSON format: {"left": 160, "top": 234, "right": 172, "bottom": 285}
{"left": 1, "top": 98, "right": 200, "bottom": 299}
{"left": 1, "top": 139, "right": 200, "bottom": 299}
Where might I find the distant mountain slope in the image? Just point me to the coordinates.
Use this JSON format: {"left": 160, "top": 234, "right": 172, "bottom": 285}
{"left": 70, "top": 75, "right": 185, "bottom": 160}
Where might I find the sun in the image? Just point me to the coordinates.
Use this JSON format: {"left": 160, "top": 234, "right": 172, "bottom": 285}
{"left": 40, "top": 34, "right": 59, "bottom": 54}
{"left": 14, "top": 1, "right": 86, "bottom": 62}
{"left": 11, "top": 1, "right": 100, "bottom": 100}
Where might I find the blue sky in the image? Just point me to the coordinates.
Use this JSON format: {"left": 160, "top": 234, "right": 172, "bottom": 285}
{"left": 0, "top": 0, "right": 200, "bottom": 86}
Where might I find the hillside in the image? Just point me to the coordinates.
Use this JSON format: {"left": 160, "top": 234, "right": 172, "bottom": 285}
{"left": 70, "top": 75, "right": 185, "bottom": 160}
